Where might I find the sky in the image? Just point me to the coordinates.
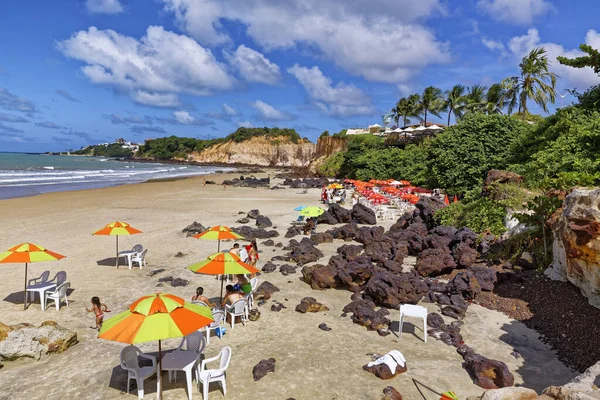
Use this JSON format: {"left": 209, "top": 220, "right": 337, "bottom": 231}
{"left": 0, "top": 0, "right": 599, "bottom": 152}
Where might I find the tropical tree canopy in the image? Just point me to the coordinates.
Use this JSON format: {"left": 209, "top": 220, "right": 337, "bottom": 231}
{"left": 557, "top": 44, "right": 600, "bottom": 75}
{"left": 392, "top": 94, "right": 421, "bottom": 127}
{"left": 444, "top": 84, "right": 467, "bottom": 125}
{"left": 419, "top": 86, "right": 444, "bottom": 125}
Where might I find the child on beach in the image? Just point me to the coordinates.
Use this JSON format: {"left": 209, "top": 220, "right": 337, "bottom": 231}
{"left": 85, "top": 296, "right": 110, "bottom": 331}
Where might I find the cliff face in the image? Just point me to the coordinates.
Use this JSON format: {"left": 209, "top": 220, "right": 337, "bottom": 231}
{"left": 188, "top": 136, "right": 317, "bottom": 167}
{"left": 315, "top": 136, "right": 347, "bottom": 158}
{"left": 546, "top": 188, "right": 600, "bottom": 308}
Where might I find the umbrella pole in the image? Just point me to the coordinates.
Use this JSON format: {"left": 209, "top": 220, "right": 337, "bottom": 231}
{"left": 220, "top": 276, "right": 224, "bottom": 304}
{"left": 158, "top": 339, "right": 163, "bottom": 400}
{"left": 218, "top": 239, "right": 220, "bottom": 252}
{"left": 23, "top": 262, "right": 28, "bottom": 310}
{"left": 115, "top": 236, "right": 119, "bottom": 269}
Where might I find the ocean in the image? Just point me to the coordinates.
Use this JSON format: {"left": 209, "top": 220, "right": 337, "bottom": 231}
{"left": 0, "top": 153, "right": 229, "bottom": 199}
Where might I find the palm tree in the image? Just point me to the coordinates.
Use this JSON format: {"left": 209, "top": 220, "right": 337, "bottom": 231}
{"left": 464, "top": 84, "right": 488, "bottom": 114}
{"left": 418, "top": 86, "right": 443, "bottom": 125}
{"left": 443, "top": 84, "right": 467, "bottom": 125}
{"left": 392, "top": 94, "right": 420, "bottom": 127}
{"left": 501, "top": 47, "right": 558, "bottom": 119}
{"left": 484, "top": 83, "right": 506, "bottom": 115}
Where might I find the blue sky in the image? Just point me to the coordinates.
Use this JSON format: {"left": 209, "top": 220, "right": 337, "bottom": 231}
{"left": 0, "top": 0, "right": 599, "bottom": 152}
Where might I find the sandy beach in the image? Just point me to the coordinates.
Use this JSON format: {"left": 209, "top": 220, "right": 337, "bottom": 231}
{"left": 0, "top": 172, "right": 576, "bottom": 400}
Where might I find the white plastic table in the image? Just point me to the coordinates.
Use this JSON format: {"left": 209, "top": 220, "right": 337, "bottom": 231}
{"left": 159, "top": 350, "right": 200, "bottom": 400}
{"left": 117, "top": 250, "right": 136, "bottom": 269}
{"left": 26, "top": 282, "right": 57, "bottom": 310}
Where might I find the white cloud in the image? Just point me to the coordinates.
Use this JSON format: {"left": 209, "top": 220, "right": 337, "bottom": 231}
{"left": 225, "top": 45, "right": 281, "bottom": 85}
{"left": 494, "top": 28, "right": 600, "bottom": 89}
{"left": 477, "top": 0, "right": 552, "bottom": 25}
{"left": 237, "top": 120, "right": 253, "bottom": 128}
{"left": 174, "top": 110, "right": 194, "bottom": 124}
{"left": 222, "top": 103, "right": 237, "bottom": 117}
{"left": 396, "top": 84, "right": 414, "bottom": 97}
{"left": 288, "top": 64, "right": 374, "bottom": 117}
{"left": 482, "top": 38, "right": 507, "bottom": 55}
{"left": 251, "top": 100, "right": 294, "bottom": 121}
{"left": 57, "top": 26, "right": 235, "bottom": 107}
{"left": 85, "top": 0, "right": 124, "bottom": 14}
{"left": 160, "top": 0, "right": 449, "bottom": 83}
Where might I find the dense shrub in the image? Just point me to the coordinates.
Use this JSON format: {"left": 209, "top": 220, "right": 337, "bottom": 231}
{"left": 72, "top": 143, "right": 133, "bottom": 157}
{"left": 435, "top": 196, "right": 507, "bottom": 235}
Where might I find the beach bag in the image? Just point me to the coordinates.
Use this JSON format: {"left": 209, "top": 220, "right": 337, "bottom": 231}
{"left": 248, "top": 309, "right": 261, "bottom": 321}
{"left": 215, "top": 327, "right": 227, "bottom": 338}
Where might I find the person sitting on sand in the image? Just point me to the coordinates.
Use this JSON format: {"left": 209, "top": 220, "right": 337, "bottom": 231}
{"left": 85, "top": 296, "right": 110, "bottom": 331}
{"left": 192, "top": 287, "right": 216, "bottom": 307}
{"left": 221, "top": 285, "right": 243, "bottom": 307}
{"left": 303, "top": 217, "right": 315, "bottom": 235}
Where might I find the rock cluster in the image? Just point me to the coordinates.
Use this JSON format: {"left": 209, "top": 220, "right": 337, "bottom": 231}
{"left": 362, "top": 360, "right": 407, "bottom": 380}
{"left": 222, "top": 176, "right": 270, "bottom": 188}
{"left": 295, "top": 297, "right": 329, "bottom": 313}
{"left": 317, "top": 204, "right": 377, "bottom": 226}
{"left": 0, "top": 321, "right": 78, "bottom": 361}
{"left": 282, "top": 178, "right": 330, "bottom": 188}
{"left": 182, "top": 221, "right": 206, "bottom": 237}
{"left": 232, "top": 226, "right": 279, "bottom": 240}
{"left": 287, "top": 238, "right": 324, "bottom": 266}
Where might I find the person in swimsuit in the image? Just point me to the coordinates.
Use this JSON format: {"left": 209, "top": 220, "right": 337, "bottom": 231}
{"left": 85, "top": 296, "right": 110, "bottom": 331}
{"left": 191, "top": 286, "right": 216, "bottom": 307}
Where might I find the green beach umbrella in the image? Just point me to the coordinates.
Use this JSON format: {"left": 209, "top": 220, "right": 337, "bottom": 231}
{"left": 299, "top": 206, "right": 325, "bottom": 218}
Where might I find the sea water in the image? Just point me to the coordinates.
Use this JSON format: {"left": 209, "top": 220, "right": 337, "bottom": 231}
{"left": 0, "top": 153, "right": 228, "bottom": 199}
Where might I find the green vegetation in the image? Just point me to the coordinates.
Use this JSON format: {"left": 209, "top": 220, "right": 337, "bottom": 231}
{"left": 137, "top": 127, "right": 304, "bottom": 160}
{"left": 557, "top": 44, "right": 600, "bottom": 75}
{"left": 72, "top": 143, "right": 133, "bottom": 158}
{"left": 435, "top": 196, "right": 508, "bottom": 235}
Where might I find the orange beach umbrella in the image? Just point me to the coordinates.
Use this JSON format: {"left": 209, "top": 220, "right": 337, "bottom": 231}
{"left": 99, "top": 293, "right": 213, "bottom": 400}
{"left": 0, "top": 242, "right": 65, "bottom": 309}
{"left": 193, "top": 225, "right": 244, "bottom": 252}
{"left": 92, "top": 221, "right": 142, "bottom": 268}
{"left": 444, "top": 194, "right": 450, "bottom": 205}
{"left": 187, "top": 252, "right": 259, "bottom": 302}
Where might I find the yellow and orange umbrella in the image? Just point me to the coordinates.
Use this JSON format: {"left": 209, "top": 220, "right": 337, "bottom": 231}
{"left": 187, "top": 252, "right": 259, "bottom": 301}
{"left": 92, "top": 221, "right": 142, "bottom": 268}
{"left": 99, "top": 293, "right": 213, "bottom": 399}
{"left": 193, "top": 225, "right": 244, "bottom": 252}
{"left": 0, "top": 242, "right": 65, "bottom": 309}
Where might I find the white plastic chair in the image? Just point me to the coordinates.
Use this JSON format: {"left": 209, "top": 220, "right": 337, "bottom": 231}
{"left": 131, "top": 249, "right": 147, "bottom": 269}
{"left": 225, "top": 299, "right": 248, "bottom": 329}
{"left": 246, "top": 277, "right": 259, "bottom": 308}
{"left": 201, "top": 310, "right": 225, "bottom": 344}
{"left": 49, "top": 270, "right": 67, "bottom": 286}
{"left": 44, "top": 282, "right": 70, "bottom": 311}
{"left": 399, "top": 304, "right": 428, "bottom": 342}
{"left": 120, "top": 345, "right": 157, "bottom": 400}
{"left": 132, "top": 244, "right": 144, "bottom": 254}
{"left": 192, "top": 300, "right": 210, "bottom": 308}
{"left": 170, "top": 331, "right": 205, "bottom": 382}
{"left": 28, "top": 270, "right": 50, "bottom": 286}
{"left": 196, "top": 346, "right": 231, "bottom": 399}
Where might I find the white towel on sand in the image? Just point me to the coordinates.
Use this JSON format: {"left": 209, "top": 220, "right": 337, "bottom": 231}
{"left": 367, "top": 350, "right": 406, "bottom": 374}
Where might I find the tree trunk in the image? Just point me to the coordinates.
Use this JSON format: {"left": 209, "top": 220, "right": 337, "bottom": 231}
{"left": 447, "top": 109, "right": 452, "bottom": 126}
{"left": 424, "top": 109, "right": 428, "bottom": 125}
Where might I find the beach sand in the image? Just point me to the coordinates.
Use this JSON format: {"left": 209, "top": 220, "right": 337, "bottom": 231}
{"left": 0, "top": 172, "right": 575, "bottom": 400}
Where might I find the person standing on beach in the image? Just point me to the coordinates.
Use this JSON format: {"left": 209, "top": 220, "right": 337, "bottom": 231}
{"left": 202, "top": 177, "right": 206, "bottom": 187}
{"left": 85, "top": 296, "right": 110, "bottom": 331}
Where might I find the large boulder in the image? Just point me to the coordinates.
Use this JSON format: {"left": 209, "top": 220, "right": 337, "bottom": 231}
{"left": 463, "top": 351, "right": 515, "bottom": 389}
{"left": 233, "top": 226, "right": 279, "bottom": 240}
{"left": 311, "top": 232, "right": 334, "bottom": 245}
{"left": 288, "top": 238, "right": 324, "bottom": 266}
{"left": 285, "top": 226, "right": 302, "bottom": 238}
{"left": 363, "top": 360, "right": 407, "bottom": 380}
{"left": 295, "top": 297, "right": 329, "bottom": 313}
{"left": 330, "top": 223, "right": 359, "bottom": 241}
{"left": 447, "top": 271, "right": 482, "bottom": 300}
{"left": 317, "top": 211, "right": 339, "bottom": 225}
{"left": 302, "top": 264, "right": 339, "bottom": 290}
{"left": 453, "top": 242, "right": 479, "bottom": 268}
{"left": 255, "top": 282, "right": 280, "bottom": 300}
{"left": 342, "top": 298, "right": 390, "bottom": 331}
{"left": 0, "top": 321, "right": 78, "bottom": 361}
{"left": 364, "top": 271, "right": 429, "bottom": 308}
{"left": 252, "top": 358, "right": 276, "bottom": 381}
{"left": 351, "top": 204, "right": 377, "bottom": 225}
{"left": 182, "top": 221, "right": 206, "bottom": 237}
{"left": 255, "top": 215, "right": 273, "bottom": 228}
{"left": 546, "top": 188, "right": 600, "bottom": 308}
{"left": 328, "top": 204, "right": 352, "bottom": 223}
{"left": 415, "top": 248, "right": 457, "bottom": 277}
{"left": 415, "top": 197, "right": 447, "bottom": 229}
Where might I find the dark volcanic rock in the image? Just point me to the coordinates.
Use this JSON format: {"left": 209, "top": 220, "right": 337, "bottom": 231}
{"left": 415, "top": 197, "right": 447, "bottom": 229}
{"left": 317, "top": 211, "right": 338, "bottom": 225}
{"left": 285, "top": 225, "right": 302, "bottom": 238}
{"left": 148, "top": 268, "right": 165, "bottom": 277}
{"left": 318, "top": 323, "right": 332, "bottom": 331}
{"left": 182, "top": 221, "right": 206, "bottom": 237}
{"left": 415, "top": 248, "right": 457, "bottom": 277}
{"left": 256, "top": 215, "right": 273, "bottom": 228}
{"left": 236, "top": 217, "right": 250, "bottom": 224}
{"left": 484, "top": 169, "right": 524, "bottom": 188}
{"left": 467, "top": 266, "right": 497, "bottom": 292}
{"left": 158, "top": 276, "right": 173, "bottom": 282}
{"left": 337, "top": 244, "right": 363, "bottom": 260}
{"left": 270, "top": 301, "right": 286, "bottom": 312}
{"left": 233, "top": 226, "right": 279, "bottom": 240}
{"left": 271, "top": 255, "right": 290, "bottom": 262}
{"left": 363, "top": 361, "right": 407, "bottom": 380}
{"left": 427, "top": 312, "right": 445, "bottom": 329}
{"left": 261, "top": 261, "right": 277, "bottom": 273}
{"left": 355, "top": 226, "right": 386, "bottom": 245}
{"left": 255, "top": 282, "right": 280, "bottom": 300}
{"left": 280, "top": 264, "right": 298, "bottom": 276}
{"left": 261, "top": 239, "right": 275, "bottom": 246}
{"left": 311, "top": 232, "right": 334, "bottom": 244}
{"left": 343, "top": 299, "right": 390, "bottom": 331}
{"left": 295, "top": 297, "right": 329, "bottom": 313}
{"left": 365, "top": 271, "right": 429, "bottom": 308}
{"left": 288, "top": 238, "right": 324, "bottom": 266}
{"left": 253, "top": 358, "right": 276, "bottom": 381}
{"left": 328, "top": 204, "right": 352, "bottom": 223}
{"left": 441, "top": 305, "right": 466, "bottom": 319}
{"left": 170, "top": 278, "right": 189, "bottom": 287}
{"left": 351, "top": 203, "right": 377, "bottom": 225}
{"left": 330, "top": 223, "right": 358, "bottom": 240}
{"left": 301, "top": 264, "right": 339, "bottom": 290}
{"left": 382, "top": 386, "right": 403, "bottom": 400}
{"left": 247, "top": 209, "right": 260, "bottom": 219}
{"left": 453, "top": 242, "right": 478, "bottom": 268}
{"left": 462, "top": 353, "right": 514, "bottom": 389}
{"left": 447, "top": 271, "right": 482, "bottom": 300}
